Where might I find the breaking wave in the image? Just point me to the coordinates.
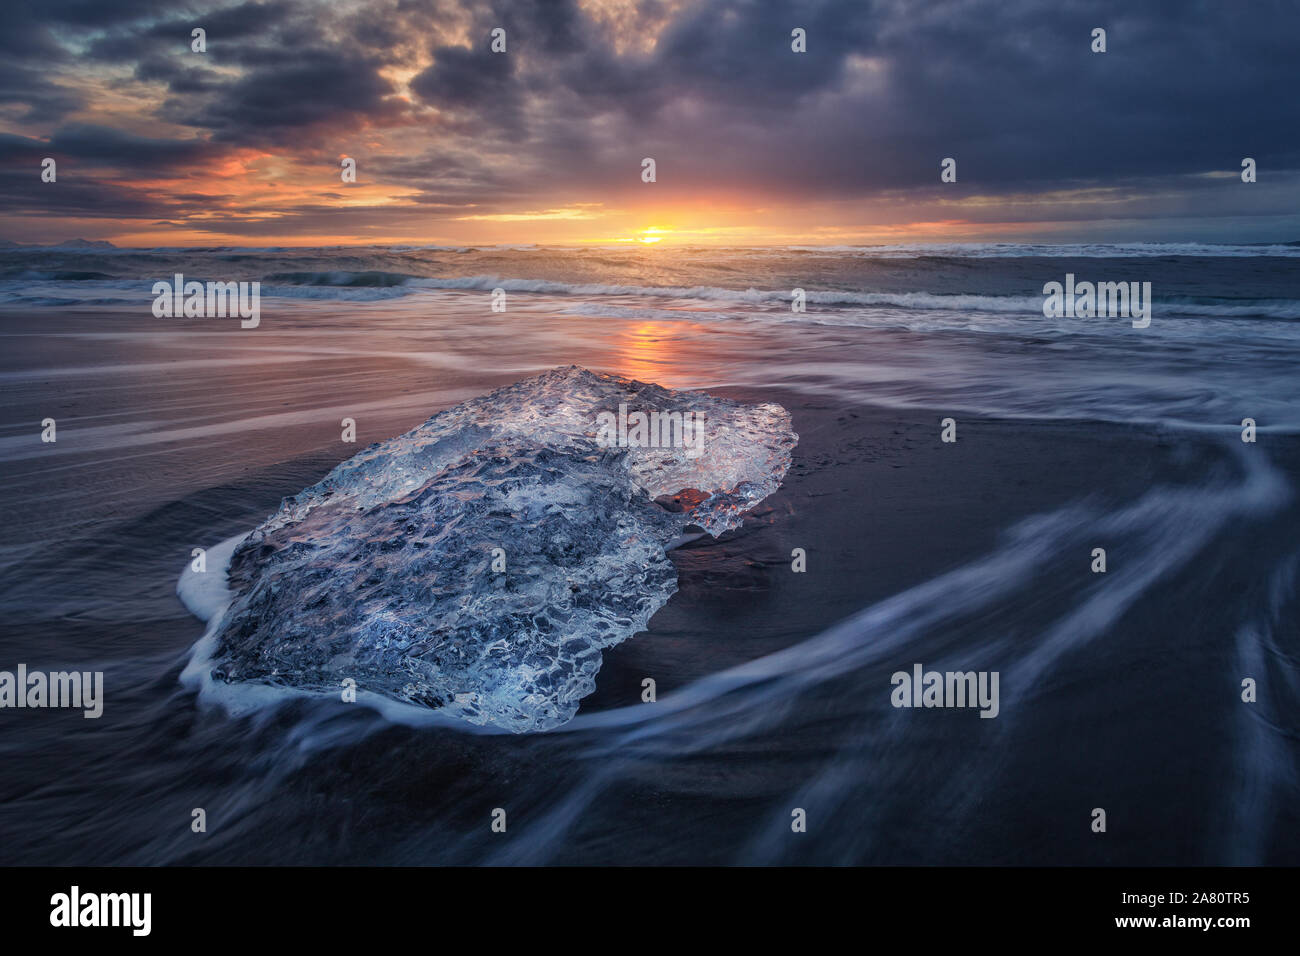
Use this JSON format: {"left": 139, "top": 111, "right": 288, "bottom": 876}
{"left": 5, "top": 267, "right": 1300, "bottom": 319}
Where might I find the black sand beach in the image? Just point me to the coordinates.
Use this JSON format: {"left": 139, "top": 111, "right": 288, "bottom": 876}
{"left": 2, "top": 305, "right": 1296, "bottom": 864}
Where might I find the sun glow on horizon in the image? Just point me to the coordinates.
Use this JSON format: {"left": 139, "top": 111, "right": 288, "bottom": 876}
{"left": 615, "top": 226, "right": 667, "bottom": 244}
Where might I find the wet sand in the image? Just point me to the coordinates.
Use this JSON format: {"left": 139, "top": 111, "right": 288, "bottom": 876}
{"left": 1, "top": 306, "right": 1298, "bottom": 865}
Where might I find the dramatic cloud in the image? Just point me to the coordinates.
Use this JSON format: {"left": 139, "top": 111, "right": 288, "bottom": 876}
{"left": 1, "top": 0, "right": 1297, "bottom": 244}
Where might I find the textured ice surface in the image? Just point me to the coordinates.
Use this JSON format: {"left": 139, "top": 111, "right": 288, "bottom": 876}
{"left": 202, "top": 366, "right": 796, "bottom": 732}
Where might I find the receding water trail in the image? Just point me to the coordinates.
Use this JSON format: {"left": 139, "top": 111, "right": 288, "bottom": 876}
{"left": 1224, "top": 552, "right": 1300, "bottom": 864}
{"left": 486, "top": 441, "right": 1291, "bottom": 864}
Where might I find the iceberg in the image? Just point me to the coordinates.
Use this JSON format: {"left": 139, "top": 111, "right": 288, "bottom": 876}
{"left": 192, "top": 366, "right": 797, "bottom": 732}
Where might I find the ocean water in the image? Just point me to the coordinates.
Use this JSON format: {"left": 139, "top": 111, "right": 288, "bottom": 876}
{"left": 0, "top": 243, "right": 1297, "bottom": 864}
{"left": 4, "top": 242, "right": 1300, "bottom": 429}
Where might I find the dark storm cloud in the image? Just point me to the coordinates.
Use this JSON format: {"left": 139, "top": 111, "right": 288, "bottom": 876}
{"left": 491, "top": 0, "right": 1300, "bottom": 196}
{"left": 88, "top": 2, "right": 413, "bottom": 145}
{"left": 133, "top": 56, "right": 223, "bottom": 95}
{"left": 47, "top": 125, "right": 213, "bottom": 167}
{"left": 0, "top": 63, "right": 85, "bottom": 121}
{"left": 375, "top": 0, "right": 1300, "bottom": 205}
{"left": 0, "top": 169, "right": 184, "bottom": 220}
{"left": 0, "top": 0, "right": 226, "bottom": 120}
{"left": 411, "top": 45, "right": 517, "bottom": 109}
{"left": 190, "top": 53, "right": 405, "bottom": 141}
{"left": 81, "top": 1, "right": 295, "bottom": 63}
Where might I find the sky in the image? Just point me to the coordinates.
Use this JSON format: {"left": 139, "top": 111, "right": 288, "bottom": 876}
{"left": 1, "top": 0, "right": 1297, "bottom": 247}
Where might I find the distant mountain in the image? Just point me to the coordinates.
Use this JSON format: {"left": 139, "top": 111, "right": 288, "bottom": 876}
{"left": 0, "top": 238, "right": 118, "bottom": 249}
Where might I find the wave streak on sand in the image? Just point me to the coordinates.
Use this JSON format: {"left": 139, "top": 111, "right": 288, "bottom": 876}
{"left": 485, "top": 442, "right": 1291, "bottom": 864}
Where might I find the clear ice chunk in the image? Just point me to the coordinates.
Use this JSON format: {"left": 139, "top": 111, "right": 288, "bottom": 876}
{"left": 203, "top": 366, "right": 797, "bottom": 732}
